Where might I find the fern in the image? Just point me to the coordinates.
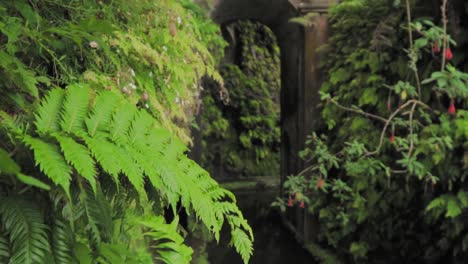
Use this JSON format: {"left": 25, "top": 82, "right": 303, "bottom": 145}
{"left": 0, "top": 227, "right": 10, "bottom": 262}
{"left": 51, "top": 220, "right": 73, "bottom": 264}
{"left": 22, "top": 136, "right": 72, "bottom": 195}
{"left": 34, "top": 89, "right": 65, "bottom": 136}
{"left": 56, "top": 135, "right": 97, "bottom": 193}
{"left": 59, "top": 84, "right": 90, "bottom": 134}
{"left": 0, "top": 196, "right": 50, "bottom": 264}
{"left": 19, "top": 85, "right": 253, "bottom": 262}
{"left": 140, "top": 216, "right": 193, "bottom": 264}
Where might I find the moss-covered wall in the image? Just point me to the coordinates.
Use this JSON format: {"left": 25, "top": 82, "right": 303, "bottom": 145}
{"left": 201, "top": 20, "right": 281, "bottom": 177}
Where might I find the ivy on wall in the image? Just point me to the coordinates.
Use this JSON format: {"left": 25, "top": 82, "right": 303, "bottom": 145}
{"left": 276, "top": 0, "right": 467, "bottom": 262}
{"left": 201, "top": 20, "right": 281, "bottom": 177}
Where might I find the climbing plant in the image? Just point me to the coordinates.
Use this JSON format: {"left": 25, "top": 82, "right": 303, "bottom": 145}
{"left": 277, "top": 0, "right": 467, "bottom": 262}
{"left": 201, "top": 20, "right": 281, "bottom": 177}
{"left": 0, "top": 1, "right": 253, "bottom": 263}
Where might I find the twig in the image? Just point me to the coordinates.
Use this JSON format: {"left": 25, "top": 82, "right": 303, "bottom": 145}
{"left": 440, "top": 0, "right": 449, "bottom": 71}
{"left": 405, "top": 0, "right": 422, "bottom": 97}
{"left": 365, "top": 99, "right": 429, "bottom": 156}
{"left": 407, "top": 102, "right": 417, "bottom": 157}
{"left": 328, "top": 98, "right": 387, "bottom": 123}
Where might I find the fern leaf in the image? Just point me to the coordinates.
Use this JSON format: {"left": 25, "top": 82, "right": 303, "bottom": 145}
{"left": 230, "top": 228, "right": 253, "bottom": 264}
{"left": 60, "top": 84, "right": 90, "bottom": 134}
{"left": 109, "top": 102, "right": 136, "bottom": 145}
{"left": 22, "top": 136, "right": 72, "bottom": 195}
{"left": 34, "top": 89, "right": 65, "bottom": 136}
{"left": 85, "top": 91, "right": 119, "bottom": 137}
{"left": 115, "top": 145, "right": 145, "bottom": 196}
{"left": 128, "top": 111, "right": 154, "bottom": 147}
{"left": 16, "top": 173, "right": 51, "bottom": 191}
{"left": 84, "top": 135, "right": 120, "bottom": 184}
{"left": 55, "top": 135, "right": 97, "bottom": 193}
{"left": 51, "top": 220, "right": 73, "bottom": 264}
{"left": 0, "top": 147, "right": 20, "bottom": 174}
{"left": 0, "top": 227, "right": 9, "bottom": 261}
{"left": 0, "top": 196, "right": 50, "bottom": 264}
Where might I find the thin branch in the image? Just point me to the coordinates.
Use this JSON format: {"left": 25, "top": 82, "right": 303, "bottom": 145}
{"left": 407, "top": 102, "right": 417, "bottom": 157}
{"left": 328, "top": 98, "right": 387, "bottom": 123}
{"left": 365, "top": 99, "right": 429, "bottom": 156}
{"left": 405, "top": 0, "right": 422, "bottom": 97}
{"left": 440, "top": 0, "right": 449, "bottom": 71}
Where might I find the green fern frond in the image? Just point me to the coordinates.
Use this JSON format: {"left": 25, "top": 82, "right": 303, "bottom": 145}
{"left": 0, "top": 227, "right": 10, "bottom": 262}
{"left": 140, "top": 216, "right": 193, "bottom": 264}
{"left": 230, "top": 228, "right": 253, "bottom": 264}
{"left": 0, "top": 196, "right": 50, "bottom": 264}
{"left": 84, "top": 135, "right": 120, "bottom": 183}
{"left": 109, "top": 102, "right": 136, "bottom": 145}
{"left": 22, "top": 136, "right": 72, "bottom": 195}
{"left": 55, "top": 135, "right": 97, "bottom": 193}
{"left": 128, "top": 111, "right": 154, "bottom": 147}
{"left": 34, "top": 89, "right": 65, "bottom": 136}
{"left": 60, "top": 84, "right": 90, "bottom": 134}
{"left": 85, "top": 91, "right": 119, "bottom": 137}
{"left": 114, "top": 145, "right": 145, "bottom": 196}
{"left": 51, "top": 220, "right": 73, "bottom": 264}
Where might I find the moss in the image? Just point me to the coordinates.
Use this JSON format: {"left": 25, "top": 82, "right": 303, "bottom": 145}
{"left": 201, "top": 20, "right": 281, "bottom": 177}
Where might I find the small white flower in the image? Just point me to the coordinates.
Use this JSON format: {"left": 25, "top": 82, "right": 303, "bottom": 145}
{"left": 175, "top": 97, "right": 180, "bottom": 104}
{"left": 177, "top": 16, "right": 182, "bottom": 25}
{"left": 163, "top": 46, "right": 168, "bottom": 52}
{"left": 129, "top": 83, "right": 137, "bottom": 90}
{"left": 89, "top": 41, "right": 99, "bottom": 49}
{"left": 130, "top": 68, "right": 135, "bottom": 77}
{"left": 144, "top": 103, "right": 149, "bottom": 109}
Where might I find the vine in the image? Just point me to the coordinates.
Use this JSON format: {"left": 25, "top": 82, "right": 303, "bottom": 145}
{"left": 276, "top": 0, "right": 467, "bottom": 261}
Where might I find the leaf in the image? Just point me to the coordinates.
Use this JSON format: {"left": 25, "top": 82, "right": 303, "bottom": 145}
{"left": 34, "top": 89, "right": 65, "bottom": 136}
{"left": 22, "top": 136, "right": 72, "bottom": 195}
{"left": 16, "top": 173, "right": 50, "bottom": 191}
{"left": 0, "top": 196, "right": 50, "bottom": 264}
{"left": 109, "top": 102, "right": 136, "bottom": 145}
{"left": 55, "top": 135, "right": 97, "bottom": 193}
{"left": 0, "top": 147, "right": 20, "bottom": 174}
{"left": 446, "top": 198, "right": 462, "bottom": 218}
{"left": 60, "top": 84, "right": 90, "bottom": 134}
{"left": 85, "top": 91, "right": 119, "bottom": 136}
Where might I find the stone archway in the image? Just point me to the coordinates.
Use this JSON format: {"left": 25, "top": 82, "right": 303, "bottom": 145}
{"left": 212, "top": 0, "right": 336, "bottom": 188}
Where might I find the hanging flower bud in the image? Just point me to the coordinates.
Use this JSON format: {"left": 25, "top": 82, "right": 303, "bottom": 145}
{"left": 317, "top": 177, "right": 324, "bottom": 189}
{"left": 300, "top": 201, "right": 305, "bottom": 208}
{"left": 445, "top": 47, "right": 453, "bottom": 60}
{"left": 387, "top": 97, "right": 392, "bottom": 112}
{"left": 432, "top": 42, "right": 440, "bottom": 53}
{"left": 390, "top": 131, "right": 395, "bottom": 143}
{"left": 448, "top": 99, "right": 456, "bottom": 115}
{"left": 287, "top": 197, "right": 293, "bottom": 207}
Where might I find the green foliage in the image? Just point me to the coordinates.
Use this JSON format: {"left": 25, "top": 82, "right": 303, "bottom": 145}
{"left": 201, "top": 20, "right": 281, "bottom": 177}
{"left": 279, "top": 0, "right": 467, "bottom": 262}
{"left": 0, "top": 0, "right": 253, "bottom": 263}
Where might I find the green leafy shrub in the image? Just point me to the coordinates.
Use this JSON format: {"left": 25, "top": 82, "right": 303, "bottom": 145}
{"left": 278, "top": 0, "right": 467, "bottom": 262}
{"left": 0, "top": 0, "right": 253, "bottom": 263}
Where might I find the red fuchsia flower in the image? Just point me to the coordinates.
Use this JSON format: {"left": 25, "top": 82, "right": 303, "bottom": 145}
{"left": 432, "top": 42, "right": 440, "bottom": 53}
{"left": 448, "top": 99, "right": 456, "bottom": 115}
{"left": 445, "top": 47, "right": 453, "bottom": 60}
{"left": 317, "top": 177, "right": 324, "bottom": 189}
{"left": 287, "top": 197, "right": 293, "bottom": 207}
{"left": 300, "top": 201, "right": 305, "bottom": 208}
{"left": 390, "top": 131, "right": 395, "bottom": 143}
